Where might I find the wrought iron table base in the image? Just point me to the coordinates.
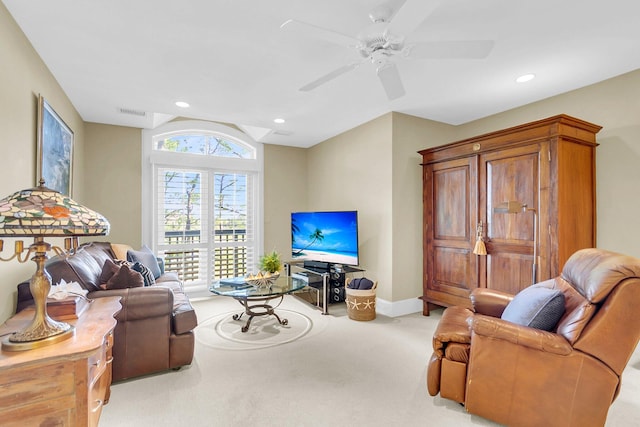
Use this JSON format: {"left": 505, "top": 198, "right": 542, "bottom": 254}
{"left": 232, "top": 295, "right": 288, "bottom": 332}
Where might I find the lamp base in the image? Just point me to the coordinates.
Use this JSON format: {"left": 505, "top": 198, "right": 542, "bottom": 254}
{"left": 2, "top": 320, "right": 75, "bottom": 352}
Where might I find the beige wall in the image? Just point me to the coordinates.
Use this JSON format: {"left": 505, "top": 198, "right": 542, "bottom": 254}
{"left": 391, "top": 113, "right": 454, "bottom": 301}
{"left": 0, "top": 3, "right": 86, "bottom": 322}
{"left": 84, "top": 123, "right": 143, "bottom": 248}
{"left": 263, "top": 144, "right": 308, "bottom": 260}
{"left": 306, "top": 114, "right": 394, "bottom": 300}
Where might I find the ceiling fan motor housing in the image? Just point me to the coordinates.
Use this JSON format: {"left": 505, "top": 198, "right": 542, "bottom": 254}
{"left": 357, "top": 22, "right": 405, "bottom": 58}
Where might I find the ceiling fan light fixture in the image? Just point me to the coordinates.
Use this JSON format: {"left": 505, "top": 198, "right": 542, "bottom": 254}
{"left": 516, "top": 73, "right": 536, "bottom": 83}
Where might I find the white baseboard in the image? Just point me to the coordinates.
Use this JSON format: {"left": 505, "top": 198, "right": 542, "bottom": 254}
{"left": 376, "top": 296, "right": 423, "bottom": 317}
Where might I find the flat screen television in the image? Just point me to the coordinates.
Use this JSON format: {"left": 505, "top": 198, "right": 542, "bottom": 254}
{"left": 291, "top": 210, "right": 359, "bottom": 266}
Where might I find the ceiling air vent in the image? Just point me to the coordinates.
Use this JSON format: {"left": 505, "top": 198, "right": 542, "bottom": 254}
{"left": 119, "top": 107, "right": 147, "bottom": 117}
{"left": 273, "top": 130, "right": 292, "bottom": 136}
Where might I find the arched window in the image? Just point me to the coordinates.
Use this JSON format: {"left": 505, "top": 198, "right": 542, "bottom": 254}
{"left": 142, "top": 121, "right": 263, "bottom": 294}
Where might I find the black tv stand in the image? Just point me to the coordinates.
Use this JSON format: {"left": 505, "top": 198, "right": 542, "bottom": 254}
{"left": 284, "top": 261, "right": 364, "bottom": 314}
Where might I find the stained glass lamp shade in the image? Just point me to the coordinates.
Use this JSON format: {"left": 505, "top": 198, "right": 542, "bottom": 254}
{"left": 0, "top": 182, "right": 110, "bottom": 351}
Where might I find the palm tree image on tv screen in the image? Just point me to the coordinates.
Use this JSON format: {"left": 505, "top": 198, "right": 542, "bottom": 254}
{"left": 290, "top": 211, "right": 359, "bottom": 266}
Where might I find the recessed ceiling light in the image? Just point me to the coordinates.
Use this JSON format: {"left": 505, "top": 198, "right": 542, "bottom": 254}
{"left": 516, "top": 74, "right": 536, "bottom": 83}
{"left": 175, "top": 101, "right": 190, "bottom": 108}
{"left": 273, "top": 118, "right": 285, "bottom": 124}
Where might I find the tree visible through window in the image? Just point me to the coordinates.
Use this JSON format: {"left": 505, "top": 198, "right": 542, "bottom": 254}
{"left": 163, "top": 171, "right": 201, "bottom": 235}
{"left": 156, "top": 134, "right": 253, "bottom": 158}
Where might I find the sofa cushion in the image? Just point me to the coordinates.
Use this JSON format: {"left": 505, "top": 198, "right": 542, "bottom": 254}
{"left": 64, "top": 249, "right": 105, "bottom": 291}
{"left": 104, "top": 263, "right": 144, "bottom": 290}
{"left": 127, "top": 245, "right": 162, "bottom": 279}
{"left": 155, "top": 271, "right": 181, "bottom": 283}
{"left": 501, "top": 285, "right": 566, "bottom": 331}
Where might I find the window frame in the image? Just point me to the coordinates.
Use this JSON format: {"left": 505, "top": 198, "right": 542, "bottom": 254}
{"left": 142, "top": 120, "right": 264, "bottom": 293}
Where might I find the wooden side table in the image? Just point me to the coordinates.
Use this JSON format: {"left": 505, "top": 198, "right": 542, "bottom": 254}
{"left": 0, "top": 297, "right": 121, "bottom": 426}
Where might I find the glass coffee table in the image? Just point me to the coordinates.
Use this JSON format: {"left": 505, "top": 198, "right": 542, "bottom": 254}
{"left": 209, "top": 275, "right": 307, "bottom": 332}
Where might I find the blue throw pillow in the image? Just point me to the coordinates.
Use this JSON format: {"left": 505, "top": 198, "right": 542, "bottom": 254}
{"left": 501, "top": 285, "right": 565, "bottom": 331}
{"left": 127, "top": 245, "right": 162, "bottom": 279}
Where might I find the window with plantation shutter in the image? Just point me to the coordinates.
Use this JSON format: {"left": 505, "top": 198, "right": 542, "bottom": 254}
{"left": 142, "top": 121, "right": 263, "bottom": 294}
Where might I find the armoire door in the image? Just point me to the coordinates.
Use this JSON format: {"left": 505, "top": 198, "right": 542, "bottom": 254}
{"left": 423, "top": 156, "right": 478, "bottom": 312}
{"left": 478, "top": 142, "right": 548, "bottom": 294}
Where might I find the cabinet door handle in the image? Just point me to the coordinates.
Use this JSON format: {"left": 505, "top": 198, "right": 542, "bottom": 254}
{"left": 92, "top": 399, "right": 103, "bottom": 413}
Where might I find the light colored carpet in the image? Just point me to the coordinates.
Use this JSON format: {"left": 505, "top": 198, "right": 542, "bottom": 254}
{"left": 100, "top": 295, "right": 640, "bottom": 426}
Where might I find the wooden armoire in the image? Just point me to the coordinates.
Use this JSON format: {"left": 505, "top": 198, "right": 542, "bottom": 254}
{"left": 419, "top": 115, "right": 601, "bottom": 315}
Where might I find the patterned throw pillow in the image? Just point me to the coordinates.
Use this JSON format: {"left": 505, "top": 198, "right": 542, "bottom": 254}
{"left": 132, "top": 262, "right": 156, "bottom": 287}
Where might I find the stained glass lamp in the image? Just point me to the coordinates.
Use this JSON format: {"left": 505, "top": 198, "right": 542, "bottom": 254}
{"left": 0, "top": 180, "right": 110, "bottom": 351}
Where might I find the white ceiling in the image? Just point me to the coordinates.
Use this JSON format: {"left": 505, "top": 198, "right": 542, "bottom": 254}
{"left": 4, "top": 0, "right": 640, "bottom": 148}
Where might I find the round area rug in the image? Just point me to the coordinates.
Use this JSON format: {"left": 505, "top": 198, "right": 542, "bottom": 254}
{"left": 196, "top": 309, "right": 313, "bottom": 350}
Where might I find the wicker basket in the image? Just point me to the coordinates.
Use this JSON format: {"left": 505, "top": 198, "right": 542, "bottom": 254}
{"left": 345, "top": 279, "right": 378, "bottom": 321}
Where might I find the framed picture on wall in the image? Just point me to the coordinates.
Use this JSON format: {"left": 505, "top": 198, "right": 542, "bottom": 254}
{"left": 37, "top": 94, "right": 74, "bottom": 196}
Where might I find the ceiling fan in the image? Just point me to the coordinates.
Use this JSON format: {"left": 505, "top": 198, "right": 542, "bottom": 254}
{"left": 281, "top": 0, "right": 494, "bottom": 100}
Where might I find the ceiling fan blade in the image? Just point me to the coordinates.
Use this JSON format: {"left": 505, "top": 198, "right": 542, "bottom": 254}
{"left": 408, "top": 40, "right": 495, "bottom": 59}
{"left": 300, "top": 62, "right": 362, "bottom": 92}
{"left": 376, "top": 62, "right": 405, "bottom": 100}
{"left": 280, "top": 19, "right": 359, "bottom": 49}
{"left": 387, "top": 0, "right": 441, "bottom": 35}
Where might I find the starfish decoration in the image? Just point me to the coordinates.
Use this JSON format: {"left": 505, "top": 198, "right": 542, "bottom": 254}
{"left": 362, "top": 299, "right": 375, "bottom": 310}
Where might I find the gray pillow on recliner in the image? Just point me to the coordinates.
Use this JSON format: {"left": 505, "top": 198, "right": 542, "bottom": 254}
{"left": 501, "top": 285, "right": 565, "bottom": 331}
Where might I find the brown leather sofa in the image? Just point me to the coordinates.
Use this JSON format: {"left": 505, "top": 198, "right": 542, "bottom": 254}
{"left": 16, "top": 241, "right": 198, "bottom": 382}
{"left": 426, "top": 248, "right": 640, "bottom": 427}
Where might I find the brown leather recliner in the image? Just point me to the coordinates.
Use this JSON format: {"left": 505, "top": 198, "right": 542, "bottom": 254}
{"left": 426, "top": 248, "right": 640, "bottom": 427}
